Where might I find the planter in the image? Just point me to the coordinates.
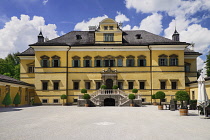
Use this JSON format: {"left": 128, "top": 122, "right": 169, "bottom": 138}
{"left": 158, "top": 105, "right": 163, "bottom": 110}
{"left": 85, "top": 104, "right": 89, "bottom": 107}
{"left": 179, "top": 109, "right": 188, "bottom": 116}
{"left": 153, "top": 102, "right": 157, "bottom": 105}
{"left": 15, "top": 104, "right": 18, "bottom": 107}
{"left": 130, "top": 104, "right": 134, "bottom": 107}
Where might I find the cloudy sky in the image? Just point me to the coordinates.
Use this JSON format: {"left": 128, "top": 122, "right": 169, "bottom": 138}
{"left": 0, "top": 0, "right": 210, "bottom": 73}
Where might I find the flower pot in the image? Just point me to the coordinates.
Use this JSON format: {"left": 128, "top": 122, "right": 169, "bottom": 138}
{"left": 158, "top": 105, "right": 163, "bottom": 110}
{"left": 85, "top": 104, "right": 89, "bottom": 107}
{"left": 153, "top": 102, "right": 157, "bottom": 105}
{"left": 179, "top": 109, "right": 188, "bottom": 116}
{"left": 130, "top": 104, "right": 134, "bottom": 107}
{"left": 15, "top": 104, "right": 18, "bottom": 107}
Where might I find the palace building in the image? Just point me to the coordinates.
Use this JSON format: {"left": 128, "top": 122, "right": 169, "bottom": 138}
{"left": 18, "top": 18, "right": 201, "bottom": 106}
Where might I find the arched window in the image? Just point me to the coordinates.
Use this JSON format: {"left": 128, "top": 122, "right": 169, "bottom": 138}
{"left": 94, "top": 55, "right": 103, "bottom": 67}
{"left": 52, "top": 55, "right": 60, "bottom": 67}
{"left": 126, "top": 55, "right": 135, "bottom": 67}
{"left": 72, "top": 56, "right": 80, "bottom": 67}
{"left": 104, "top": 55, "right": 115, "bottom": 67}
{"left": 83, "top": 56, "right": 92, "bottom": 67}
{"left": 40, "top": 55, "right": 50, "bottom": 67}
{"left": 158, "top": 54, "right": 168, "bottom": 66}
{"left": 169, "top": 54, "right": 178, "bottom": 66}
{"left": 138, "top": 55, "right": 146, "bottom": 67}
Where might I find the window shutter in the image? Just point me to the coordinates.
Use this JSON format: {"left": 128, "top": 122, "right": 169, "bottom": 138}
{"left": 52, "top": 60, "right": 54, "bottom": 67}
{"left": 94, "top": 60, "right": 96, "bottom": 67}
{"left": 58, "top": 60, "right": 60, "bottom": 67}
{"left": 138, "top": 59, "right": 140, "bottom": 67}
{"left": 158, "top": 58, "right": 161, "bottom": 66}
{"left": 72, "top": 60, "right": 74, "bottom": 67}
{"left": 169, "top": 58, "right": 171, "bottom": 66}
{"left": 143, "top": 59, "right": 146, "bottom": 66}
{"left": 132, "top": 59, "right": 135, "bottom": 66}
{"left": 100, "top": 60, "right": 103, "bottom": 67}
{"left": 89, "top": 60, "right": 92, "bottom": 67}
{"left": 47, "top": 60, "right": 50, "bottom": 67}
{"left": 83, "top": 60, "right": 86, "bottom": 67}
{"left": 176, "top": 58, "right": 178, "bottom": 66}
{"left": 41, "top": 60, "right": 43, "bottom": 67}
{"left": 165, "top": 58, "right": 168, "bottom": 66}
{"left": 78, "top": 60, "right": 80, "bottom": 67}
{"left": 126, "top": 59, "right": 129, "bottom": 67}
{"left": 118, "top": 59, "right": 122, "bottom": 67}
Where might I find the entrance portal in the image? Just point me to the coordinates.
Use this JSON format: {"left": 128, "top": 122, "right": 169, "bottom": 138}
{"left": 106, "top": 79, "right": 113, "bottom": 89}
{"left": 104, "top": 98, "right": 115, "bottom": 106}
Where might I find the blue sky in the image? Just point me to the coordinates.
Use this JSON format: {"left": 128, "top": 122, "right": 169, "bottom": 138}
{"left": 0, "top": 0, "right": 210, "bottom": 73}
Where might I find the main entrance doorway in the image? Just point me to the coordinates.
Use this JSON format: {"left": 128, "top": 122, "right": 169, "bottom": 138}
{"left": 106, "top": 79, "right": 113, "bottom": 89}
{"left": 104, "top": 98, "right": 115, "bottom": 106}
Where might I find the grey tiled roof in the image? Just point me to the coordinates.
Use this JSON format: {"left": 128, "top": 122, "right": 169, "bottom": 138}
{"left": 184, "top": 48, "right": 202, "bottom": 55}
{"left": 0, "top": 75, "right": 34, "bottom": 87}
{"left": 18, "top": 47, "right": 35, "bottom": 56}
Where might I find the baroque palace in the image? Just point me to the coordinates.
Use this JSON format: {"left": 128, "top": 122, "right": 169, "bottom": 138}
{"left": 16, "top": 18, "right": 201, "bottom": 106}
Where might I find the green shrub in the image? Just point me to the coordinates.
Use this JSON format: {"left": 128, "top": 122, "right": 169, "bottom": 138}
{"left": 175, "top": 91, "right": 189, "bottom": 109}
{"left": 2, "top": 93, "right": 12, "bottom": 106}
{"left": 132, "top": 88, "right": 138, "bottom": 93}
{"left": 128, "top": 94, "right": 135, "bottom": 100}
{"left": 101, "top": 85, "right": 107, "bottom": 89}
{"left": 81, "top": 89, "right": 87, "bottom": 93}
{"left": 83, "top": 94, "right": 91, "bottom": 99}
{"left": 155, "top": 91, "right": 165, "bottom": 105}
{"left": 112, "top": 85, "right": 118, "bottom": 89}
{"left": 60, "top": 94, "right": 67, "bottom": 99}
{"left": 151, "top": 94, "right": 156, "bottom": 99}
{"left": 13, "top": 93, "right": 21, "bottom": 105}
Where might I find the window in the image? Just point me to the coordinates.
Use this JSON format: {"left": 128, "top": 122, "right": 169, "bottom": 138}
{"left": 127, "top": 59, "right": 134, "bottom": 67}
{"left": 28, "top": 66, "right": 35, "bottom": 73}
{"left": 42, "top": 81, "right": 48, "bottom": 90}
{"left": 42, "top": 99, "right": 48, "bottom": 103}
{"left": 161, "top": 99, "right": 166, "bottom": 102}
{"left": 192, "top": 91, "right": 195, "bottom": 100}
{"left": 96, "top": 82, "right": 101, "bottom": 89}
{"left": 160, "top": 81, "right": 166, "bottom": 89}
{"left": 83, "top": 56, "right": 92, "bottom": 67}
{"left": 171, "top": 81, "right": 177, "bottom": 89}
{"left": 138, "top": 59, "right": 146, "bottom": 66}
{"left": 109, "top": 26, "right": 113, "bottom": 30}
{"left": 128, "top": 82, "right": 133, "bottom": 89}
{"left": 74, "top": 99, "right": 78, "bottom": 102}
{"left": 53, "top": 99, "right": 59, "bottom": 103}
{"left": 85, "top": 82, "right": 91, "bottom": 89}
{"left": 76, "top": 35, "right": 82, "bottom": 40}
{"left": 52, "top": 55, "right": 60, "bottom": 67}
{"left": 136, "top": 34, "right": 142, "bottom": 39}
{"left": 142, "top": 98, "right": 146, "bottom": 102}
{"left": 140, "top": 82, "right": 145, "bottom": 89}
{"left": 104, "top": 59, "right": 115, "bottom": 67}
{"left": 95, "top": 60, "right": 102, "bottom": 67}
{"left": 53, "top": 82, "right": 59, "bottom": 90}
{"left": 169, "top": 54, "right": 178, "bottom": 66}
{"left": 72, "top": 56, "right": 80, "bottom": 67}
{"left": 74, "top": 82, "right": 79, "bottom": 90}
{"left": 118, "top": 82, "right": 123, "bottom": 89}
{"left": 40, "top": 55, "right": 50, "bottom": 67}
{"left": 104, "top": 26, "right": 108, "bottom": 30}
{"left": 104, "top": 33, "right": 114, "bottom": 42}
{"left": 185, "top": 63, "right": 190, "bottom": 72}
{"left": 158, "top": 54, "right": 168, "bottom": 66}
{"left": 117, "top": 59, "right": 123, "bottom": 67}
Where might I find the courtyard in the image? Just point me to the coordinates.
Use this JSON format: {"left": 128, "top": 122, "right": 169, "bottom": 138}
{"left": 0, "top": 105, "right": 210, "bottom": 140}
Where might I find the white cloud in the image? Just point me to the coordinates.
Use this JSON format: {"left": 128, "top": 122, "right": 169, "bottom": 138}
{"left": 122, "top": 24, "right": 131, "bottom": 30}
{"left": 43, "top": 0, "right": 48, "bottom": 5}
{"left": 74, "top": 15, "right": 108, "bottom": 31}
{"left": 197, "top": 57, "right": 206, "bottom": 76}
{"left": 0, "top": 14, "right": 58, "bottom": 58}
{"left": 60, "top": 31, "right": 65, "bottom": 36}
{"left": 115, "top": 11, "right": 130, "bottom": 23}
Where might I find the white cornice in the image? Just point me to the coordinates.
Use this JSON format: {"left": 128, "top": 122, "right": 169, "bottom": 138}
{"left": 184, "top": 55, "right": 199, "bottom": 59}
{"left": 19, "top": 56, "right": 35, "bottom": 60}
{"left": 0, "top": 82, "right": 34, "bottom": 88}
{"left": 32, "top": 46, "right": 69, "bottom": 51}
{"left": 149, "top": 45, "right": 187, "bottom": 50}
{"left": 70, "top": 46, "right": 149, "bottom": 51}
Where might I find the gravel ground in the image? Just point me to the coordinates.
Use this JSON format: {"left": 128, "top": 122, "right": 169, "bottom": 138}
{"left": 0, "top": 105, "right": 210, "bottom": 140}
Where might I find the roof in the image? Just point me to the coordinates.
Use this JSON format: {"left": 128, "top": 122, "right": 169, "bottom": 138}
{"left": 18, "top": 47, "right": 35, "bottom": 56}
{"left": 184, "top": 48, "right": 202, "bottom": 55}
{"left": 0, "top": 75, "right": 34, "bottom": 87}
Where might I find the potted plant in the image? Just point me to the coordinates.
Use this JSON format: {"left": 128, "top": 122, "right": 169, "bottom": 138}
{"left": 152, "top": 94, "right": 157, "bottom": 105}
{"left": 2, "top": 92, "right": 12, "bottom": 107}
{"left": 155, "top": 91, "right": 165, "bottom": 110}
{"left": 128, "top": 94, "right": 135, "bottom": 107}
{"left": 100, "top": 85, "right": 107, "bottom": 89}
{"left": 175, "top": 90, "right": 190, "bottom": 116}
{"left": 83, "top": 94, "right": 91, "bottom": 107}
{"left": 81, "top": 89, "right": 87, "bottom": 94}
{"left": 13, "top": 93, "right": 21, "bottom": 107}
{"left": 112, "top": 85, "right": 118, "bottom": 89}
{"left": 60, "top": 94, "right": 67, "bottom": 106}
{"left": 132, "top": 88, "right": 138, "bottom": 94}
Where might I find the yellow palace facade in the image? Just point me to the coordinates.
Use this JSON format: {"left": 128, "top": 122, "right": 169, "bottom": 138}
{"left": 18, "top": 18, "right": 201, "bottom": 106}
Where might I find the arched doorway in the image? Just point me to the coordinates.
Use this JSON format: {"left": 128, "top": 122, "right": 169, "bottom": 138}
{"left": 106, "top": 79, "right": 113, "bottom": 89}
{"left": 104, "top": 98, "right": 115, "bottom": 106}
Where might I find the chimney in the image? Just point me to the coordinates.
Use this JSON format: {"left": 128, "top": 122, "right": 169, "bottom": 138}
{"left": 38, "top": 31, "right": 44, "bottom": 43}
{"left": 172, "top": 29, "right": 179, "bottom": 41}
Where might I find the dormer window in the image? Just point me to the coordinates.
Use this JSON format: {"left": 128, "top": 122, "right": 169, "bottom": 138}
{"left": 76, "top": 35, "right": 82, "bottom": 40}
{"left": 136, "top": 34, "right": 142, "bottom": 39}
{"left": 104, "top": 26, "right": 108, "bottom": 30}
{"left": 109, "top": 26, "right": 113, "bottom": 30}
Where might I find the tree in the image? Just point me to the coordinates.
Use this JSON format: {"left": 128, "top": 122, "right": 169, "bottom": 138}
{"left": 60, "top": 94, "right": 67, "bottom": 106}
{"left": 100, "top": 85, "right": 107, "bottom": 89}
{"left": 13, "top": 93, "right": 21, "bottom": 107}
{"left": 81, "top": 89, "right": 87, "bottom": 94}
{"left": 2, "top": 93, "right": 12, "bottom": 107}
{"left": 175, "top": 91, "right": 189, "bottom": 109}
{"left": 132, "top": 88, "right": 138, "bottom": 93}
{"left": 205, "top": 51, "right": 210, "bottom": 77}
{"left": 152, "top": 94, "right": 157, "bottom": 103}
{"left": 112, "top": 85, "right": 118, "bottom": 89}
{"left": 129, "top": 94, "right": 136, "bottom": 106}
{"left": 155, "top": 91, "right": 165, "bottom": 105}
